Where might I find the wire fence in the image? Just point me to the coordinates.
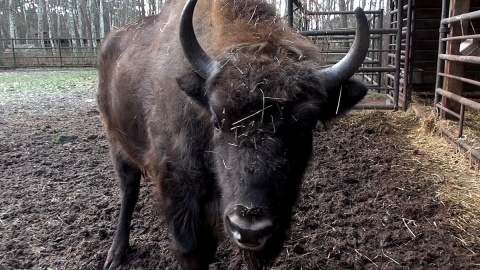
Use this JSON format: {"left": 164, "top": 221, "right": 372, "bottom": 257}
{"left": 0, "top": 38, "right": 101, "bottom": 69}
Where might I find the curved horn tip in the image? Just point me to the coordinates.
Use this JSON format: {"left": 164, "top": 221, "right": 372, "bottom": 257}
{"left": 179, "top": 0, "right": 220, "bottom": 79}
{"left": 317, "top": 6, "right": 370, "bottom": 88}
{"left": 354, "top": 7, "right": 365, "bottom": 17}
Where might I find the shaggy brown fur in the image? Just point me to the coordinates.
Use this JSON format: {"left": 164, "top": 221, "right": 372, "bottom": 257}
{"left": 98, "top": 0, "right": 368, "bottom": 269}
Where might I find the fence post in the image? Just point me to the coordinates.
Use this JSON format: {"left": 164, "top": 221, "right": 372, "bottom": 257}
{"left": 58, "top": 37, "right": 63, "bottom": 68}
{"left": 11, "top": 38, "right": 17, "bottom": 69}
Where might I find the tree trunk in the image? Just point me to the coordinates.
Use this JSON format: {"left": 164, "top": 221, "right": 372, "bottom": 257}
{"left": 45, "top": 0, "right": 56, "bottom": 54}
{"left": 20, "top": 1, "right": 28, "bottom": 40}
{"left": 67, "top": 0, "right": 78, "bottom": 51}
{"left": 99, "top": 0, "right": 105, "bottom": 38}
{"left": 57, "top": 3, "right": 62, "bottom": 41}
{"left": 338, "top": 0, "right": 349, "bottom": 48}
{"left": 88, "top": 0, "right": 98, "bottom": 49}
{"left": 77, "top": 0, "right": 85, "bottom": 47}
{"left": 38, "top": 0, "right": 45, "bottom": 47}
{"left": 9, "top": 0, "right": 17, "bottom": 45}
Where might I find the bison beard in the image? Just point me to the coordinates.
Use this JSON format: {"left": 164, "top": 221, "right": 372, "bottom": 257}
{"left": 97, "top": 0, "right": 370, "bottom": 269}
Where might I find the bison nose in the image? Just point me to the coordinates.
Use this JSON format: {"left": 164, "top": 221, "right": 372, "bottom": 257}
{"left": 225, "top": 205, "right": 276, "bottom": 251}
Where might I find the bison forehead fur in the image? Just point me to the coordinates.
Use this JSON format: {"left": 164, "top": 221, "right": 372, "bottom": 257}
{"left": 98, "top": 0, "right": 369, "bottom": 269}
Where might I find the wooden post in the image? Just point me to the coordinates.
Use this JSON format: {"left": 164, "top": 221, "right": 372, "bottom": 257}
{"left": 442, "top": 0, "right": 470, "bottom": 119}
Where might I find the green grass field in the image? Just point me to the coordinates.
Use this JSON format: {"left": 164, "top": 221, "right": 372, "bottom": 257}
{"left": 0, "top": 69, "right": 98, "bottom": 95}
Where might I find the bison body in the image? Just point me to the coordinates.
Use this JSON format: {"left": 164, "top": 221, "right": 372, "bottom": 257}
{"left": 98, "top": 0, "right": 369, "bottom": 269}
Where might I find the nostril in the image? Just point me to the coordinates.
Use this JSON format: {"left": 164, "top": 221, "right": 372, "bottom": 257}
{"left": 232, "top": 205, "right": 268, "bottom": 219}
{"left": 227, "top": 205, "right": 274, "bottom": 231}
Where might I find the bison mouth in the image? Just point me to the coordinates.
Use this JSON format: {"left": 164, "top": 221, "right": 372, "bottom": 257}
{"left": 224, "top": 205, "right": 278, "bottom": 251}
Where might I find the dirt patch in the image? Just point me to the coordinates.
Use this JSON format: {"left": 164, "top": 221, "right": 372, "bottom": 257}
{"left": 0, "top": 85, "right": 479, "bottom": 269}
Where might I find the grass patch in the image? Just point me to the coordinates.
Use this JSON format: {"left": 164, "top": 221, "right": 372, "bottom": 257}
{"left": 0, "top": 69, "right": 98, "bottom": 95}
{"left": 366, "top": 90, "right": 385, "bottom": 100}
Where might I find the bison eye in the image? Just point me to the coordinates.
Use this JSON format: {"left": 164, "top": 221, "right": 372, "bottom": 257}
{"left": 213, "top": 117, "right": 221, "bottom": 130}
{"left": 210, "top": 104, "right": 224, "bottom": 131}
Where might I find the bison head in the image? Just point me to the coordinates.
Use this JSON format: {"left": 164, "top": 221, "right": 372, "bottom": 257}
{"left": 178, "top": 0, "right": 369, "bottom": 266}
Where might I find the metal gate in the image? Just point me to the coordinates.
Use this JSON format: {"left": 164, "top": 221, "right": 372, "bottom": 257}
{"left": 288, "top": 0, "right": 404, "bottom": 110}
{"left": 435, "top": 0, "right": 480, "bottom": 165}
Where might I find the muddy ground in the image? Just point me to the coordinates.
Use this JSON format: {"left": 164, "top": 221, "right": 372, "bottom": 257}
{"left": 1, "top": 80, "right": 479, "bottom": 269}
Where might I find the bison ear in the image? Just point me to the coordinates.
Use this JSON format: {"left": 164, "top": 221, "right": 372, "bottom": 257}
{"left": 176, "top": 73, "right": 210, "bottom": 108}
{"left": 319, "top": 78, "right": 368, "bottom": 122}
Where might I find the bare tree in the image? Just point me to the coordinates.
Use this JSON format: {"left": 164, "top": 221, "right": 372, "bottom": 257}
{"left": 67, "top": 0, "right": 77, "bottom": 50}
{"left": 99, "top": 0, "right": 105, "bottom": 37}
{"left": 140, "top": 0, "right": 145, "bottom": 17}
{"left": 88, "top": 0, "right": 97, "bottom": 48}
{"left": 76, "top": 0, "right": 85, "bottom": 47}
{"left": 8, "top": 0, "right": 17, "bottom": 45}
{"left": 45, "top": 0, "right": 56, "bottom": 52}
{"left": 20, "top": 0, "right": 29, "bottom": 39}
{"left": 37, "top": 0, "right": 45, "bottom": 47}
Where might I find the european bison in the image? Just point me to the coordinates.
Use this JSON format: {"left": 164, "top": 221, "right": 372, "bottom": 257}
{"left": 97, "top": 0, "right": 369, "bottom": 269}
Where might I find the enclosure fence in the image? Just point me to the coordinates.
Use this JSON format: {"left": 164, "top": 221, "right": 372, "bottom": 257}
{"left": 435, "top": 0, "right": 480, "bottom": 165}
{"left": 2, "top": 1, "right": 405, "bottom": 111}
{"left": 290, "top": 1, "right": 404, "bottom": 110}
{"left": 0, "top": 38, "right": 100, "bottom": 69}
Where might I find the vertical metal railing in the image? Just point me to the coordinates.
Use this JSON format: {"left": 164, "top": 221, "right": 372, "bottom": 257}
{"left": 392, "top": 0, "right": 403, "bottom": 111}
{"left": 290, "top": 0, "right": 402, "bottom": 110}
{"left": 403, "top": 0, "right": 414, "bottom": 109}
{"left": 386, "top": 0, "right": 415, "bottom": 111}
{"left": 434, "top": 0, "right": 480, "bottom": 165}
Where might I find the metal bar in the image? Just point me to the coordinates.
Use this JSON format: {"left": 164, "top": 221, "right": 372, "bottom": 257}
{"left": 358, "top": 67, "right": 397, "bottom": 72}
{"left": 58, "top": 38, "right": 63, "bottom": 68}
{"left": 458, "top": 104, "right": 465, "bottom": 138}
{"left": 314, "top": 35, "right": 382, "bottom": 40}
{"left": 439, "top": 53, "right": 480, "bottom": 64}
{"left": 440, "top": 127, "right": 480, "bottom": 166}
{"left": 299, "top": 29, "right": 396, "bottom": 36}
{"left": 434, "top": 0, "right": 450, "bottom": 106}
{"left": 441, "top": 10, "right": 480, "bottom": 24}
{"left": 306, "top": 10, "right": 383, "bottom": 15}
{"left": 436, "top": 103, "right": 461, "bottom": 119}
{"left": 438, "top": 72, "right": 480, "bottom": 88}
{"left": 287, "top": 0, "right": 293, "bottom": 27}
{"left": 442, "top": 33, "right": 480, "bottom": 41}
{"left": 325, "top": 60, "right": 379, "bottom": 64}
{"left": 436, "top": 88, "right": 480, "bottom": 111}
{"left": 403, "top": 0, "right": 413, "bottom": 111}
{"left": 353, "top": 104, "right": 395, "bottom": 110}
{"left": 365, "top": 87, "right": 392, "bottom": 90}
{"left": 11, "top": 39, "right": 17, "bottom": 69}
{"left": 378, "top": 9, "right": 384, "bottom": 95}
{"left": 393, "top": 0, "right": 404, "bottom": 111}
{"left": 319, "top": 49, "right": 391, "bottom": 53}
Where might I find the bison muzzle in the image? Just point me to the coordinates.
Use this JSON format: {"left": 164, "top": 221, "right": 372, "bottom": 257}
{"left": 97, "top": 0, "right": 370, "bottom": 269}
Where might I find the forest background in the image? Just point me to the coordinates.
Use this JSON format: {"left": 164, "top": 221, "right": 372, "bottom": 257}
{"left": 0, "top": 0, "right": 387, "bottom": 50}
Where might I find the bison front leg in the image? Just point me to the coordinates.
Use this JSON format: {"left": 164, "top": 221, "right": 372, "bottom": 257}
{"left": 104, "top": 154, "right": 141, "bottom": 270}
{"left": 167, "top": 195, "right": 219, "bottom": 270}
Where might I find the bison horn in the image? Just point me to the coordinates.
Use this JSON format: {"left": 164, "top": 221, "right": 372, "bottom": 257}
{"left": 317, "top": 7, "right": 370, "bottom": 88}
{"left": 180, "top": 0, "right": 220, "bottom": 79}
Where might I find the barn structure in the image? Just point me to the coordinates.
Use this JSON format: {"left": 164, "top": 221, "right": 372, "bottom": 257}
{"left": 388, "top": 0, "right": 480, "bottom": 165}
